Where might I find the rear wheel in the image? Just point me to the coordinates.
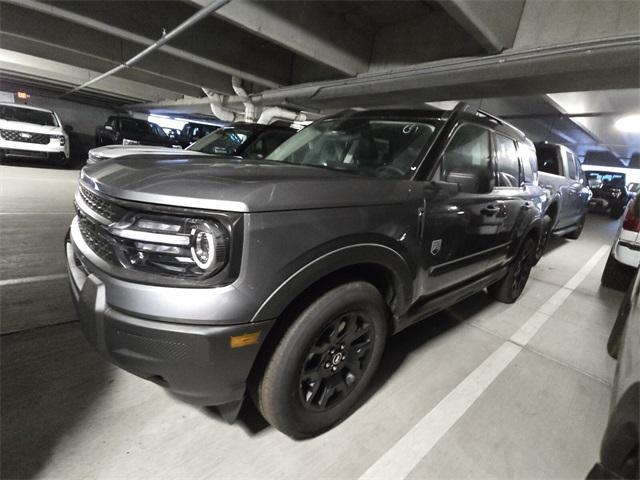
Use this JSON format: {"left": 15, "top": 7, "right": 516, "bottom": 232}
{"left": 488, "top": 238, "right": 535, "bottom": 303}
{"left": 257, "top": 281, "right": 387, "bottom": 438}
{"left": 564, "top": 213, "right": 586, "bottom": 240}
{"left": 534, "top": 214, "right": 552, "bottom": 263}
{"left": 601, "top": 253, "right": 635, "bottom": 291}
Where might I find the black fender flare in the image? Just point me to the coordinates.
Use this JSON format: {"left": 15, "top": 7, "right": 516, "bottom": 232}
{"left": 250, "top": 243, "right": 413, "bottom": 323}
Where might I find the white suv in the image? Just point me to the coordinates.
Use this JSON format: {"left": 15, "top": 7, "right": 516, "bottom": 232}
{"left": 0, "top": 103, "right": 70, "bottom": 166}
{"left": 602, "top": 196, "right": 640, "bottom": 290}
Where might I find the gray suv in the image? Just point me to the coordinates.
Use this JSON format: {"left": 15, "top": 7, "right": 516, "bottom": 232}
{"left": 66, "top": 103, "right": 545, "bottom": 437}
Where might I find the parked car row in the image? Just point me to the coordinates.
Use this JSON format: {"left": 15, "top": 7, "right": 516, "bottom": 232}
{"left": 67, "top": 102, "right": 594, "bottom": 438}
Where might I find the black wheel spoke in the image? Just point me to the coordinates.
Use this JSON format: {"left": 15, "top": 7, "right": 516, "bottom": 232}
{"left": 317, "top": 384, "right": 336, "bottom": 408}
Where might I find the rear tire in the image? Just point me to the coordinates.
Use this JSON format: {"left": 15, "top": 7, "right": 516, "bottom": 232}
{"left": 564, "top": 214, "right": 586, "bottom": 240}
{"left": 257, "top": 281, "right": 387, "bottom": 438}
{"left": 488, "top": 238, "right": 535, "bottom": 303}
{"left": 601, "top": 253, "right": 635, "bottom": 291}
{"left": 534, "top": 214, "right": 552, "bottom": 263}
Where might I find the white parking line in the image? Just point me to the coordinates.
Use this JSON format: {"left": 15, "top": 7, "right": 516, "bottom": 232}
{"left": 359, "top": 244, "right": 610, "bottom": 480}
{"left": 0, "top": 273, "right": 67, "bottom": 287}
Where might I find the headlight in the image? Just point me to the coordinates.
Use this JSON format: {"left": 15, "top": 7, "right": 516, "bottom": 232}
{"left": 109, "top": 214, "right": 229, "bottom": 279}
{"left": 122, "top": 138, "right": 140, "bottom": 145}
{"left": 171, "top": 144, "right": 183, "bottom": 149}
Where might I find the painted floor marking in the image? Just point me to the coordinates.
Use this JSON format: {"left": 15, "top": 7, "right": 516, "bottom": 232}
{"left": 0, "top": 273, "right": 67, "bottom": 287}
{"left": 359, "top": 244, "right": 609, "bottom": 480}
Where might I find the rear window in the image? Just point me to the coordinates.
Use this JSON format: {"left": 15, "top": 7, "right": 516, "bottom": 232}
{"left": 120, "top": 118, "right": 155, "bottom": 135}
{"left": 0, "top": 105, "right": 58, "bottom": 126}
{"left": 536, "top": 145, "right": 560, "bottom": 175}
{"left": 495, "top": 134, "right": 521, "bottom": 187}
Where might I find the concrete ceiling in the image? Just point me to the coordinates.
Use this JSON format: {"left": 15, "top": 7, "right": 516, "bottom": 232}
{"left": 0, "top": 0, "right": 638, "bottom": 159}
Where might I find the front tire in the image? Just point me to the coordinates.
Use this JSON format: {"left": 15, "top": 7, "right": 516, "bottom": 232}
{"left": 564, "top": 213, "right": 586, "bottom": 240}
{"left": 488, "top": 238, "right": 535, "bottom": 303}
{"left": 257, "top": 281, "right": 387, "bottom": 438}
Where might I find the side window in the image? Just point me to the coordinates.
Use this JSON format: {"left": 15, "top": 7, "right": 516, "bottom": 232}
{"left": 495, "top": 134, "right": 521, "bottom": 187}
{"left": 439, "top": 124, "right": 492, "bottom": 194}
{"left": 566, "top": 151, "right": 578, "bottom": 179}
{"left": 245, "top": 131, "right": 293, "bottom": 158}
{"left": 518, "top": 143, "right": 534, "bottom": 184}
{"left": 107, "top": 117, "right": 117, "bottom": 129}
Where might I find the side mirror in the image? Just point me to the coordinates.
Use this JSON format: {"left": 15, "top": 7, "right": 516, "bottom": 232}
{"left": 424, "top": 180, "right": 459, "bottom": 199}
{"left": 63, "top": 124, "right": 73, "bottom": 133}
{"left": 104, "top": 125, "right": 114, "bottom": 131}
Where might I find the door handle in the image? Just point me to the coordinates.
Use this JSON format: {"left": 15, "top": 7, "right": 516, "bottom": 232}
{"left": 481, "top": 205, "right": 499, "bottom": 216}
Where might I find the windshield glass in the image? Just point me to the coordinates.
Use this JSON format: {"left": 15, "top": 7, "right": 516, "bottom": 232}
{"left": 188, "top": 128, "right": 251, "bottom": 155}
{"left": 586, "top": 171, "right": 626, "bottom": 188}
{"left": 266, "top": 117, "right": 441, "bottom": 177}
{"left": 0, "top": 105, "right": 58, "bottom": 126}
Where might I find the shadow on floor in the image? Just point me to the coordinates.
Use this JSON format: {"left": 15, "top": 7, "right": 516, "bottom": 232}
{"left": 205, "top": 291, "right": 494, "bottom": 437}
{"left": 1, "top": 322, "right": 114, "bottom": 478}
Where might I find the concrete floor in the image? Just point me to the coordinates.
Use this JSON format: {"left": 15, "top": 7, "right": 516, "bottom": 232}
{"left": 1, "top": 163, "right": 622, "bottom": 479}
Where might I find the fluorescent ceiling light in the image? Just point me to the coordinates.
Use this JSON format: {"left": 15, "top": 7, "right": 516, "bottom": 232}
{"left": 615, "top": 114, "right": 640, "bottom": 133}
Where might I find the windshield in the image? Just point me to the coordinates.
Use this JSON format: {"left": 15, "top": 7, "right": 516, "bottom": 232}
{"left": 187, "top": 128, "right": 252, "bottom": 155}
{"left": 0, "top": 105, "right": 58, "bottom": 126}
{"left": 586, "top": 171, "right": 626, "bottom": 188}
{"left": 266, "top": 117, "right": 441, "bottom": 177}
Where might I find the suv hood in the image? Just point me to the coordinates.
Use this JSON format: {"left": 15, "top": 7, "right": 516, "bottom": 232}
{"left": 0, "top": 119, "right": 64, "bottom": 135}
{"left": 81, "top": 155, "right": 410, "bottom": 212}
{"left": 90, "top": 144, "right": 193, "bottom": 160}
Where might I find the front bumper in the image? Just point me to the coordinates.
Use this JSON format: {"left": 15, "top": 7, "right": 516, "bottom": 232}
{"left": 588, "top": 197, "right": 611, "bottom": 212}
{"left": 0, "top": 139, "right": 69, "bottom": 159}
{"left": 66, "top": 238, "right": 274, "bottom": 406}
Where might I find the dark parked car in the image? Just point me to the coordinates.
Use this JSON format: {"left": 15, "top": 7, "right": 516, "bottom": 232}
{"left": 178, "top": 122, "right": 221, "bottom": 148}
{"left": 187, "top": 122, "right": 295, "bottom": 158}
{"left": 67, "top": 103, "right": 545, "bottom": 437}
{"left": 534, "top": 142, "right": 591, "bottom": 258}
{"left": 87, "top": 122, "right": 296, "bottom": 164}
{"left": 95, "top": 116, "right": 180, "bottom": 148}
{"left": 588, "top": 268, "right": 639, "bottom": 479}
{"left": 587, "top": 171, "right": 630, "bottom": 218}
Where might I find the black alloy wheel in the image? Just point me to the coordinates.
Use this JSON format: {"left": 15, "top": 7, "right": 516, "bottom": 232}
{"left": 511, "top": 243, "right": 533, "bottom": 299}
{"left": 488, "top": 238, "right": 536, "bottom": 303}
{"left": 257, "top": 281, "right": 387, "bottom": 438}
{"left": 299, "top": 312, "right": 374, "bottom": 411}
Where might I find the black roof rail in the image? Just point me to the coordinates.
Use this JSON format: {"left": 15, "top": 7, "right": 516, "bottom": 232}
{"left": 445, "top": 101, "right": 527, "bottom": 139}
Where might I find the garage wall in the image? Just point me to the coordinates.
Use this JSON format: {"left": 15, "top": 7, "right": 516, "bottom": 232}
{"left": 23, "top": 95, "right": 115, "bottom": 164}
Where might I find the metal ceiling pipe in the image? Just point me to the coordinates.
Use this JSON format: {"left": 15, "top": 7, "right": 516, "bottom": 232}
{"left": 231, "top": 76, "right": 255, "bottom": 123}
{"left": 62, "top": 0, "right": 231, "bottom": 96}
{"left": 202, "top": 88, "right": 240, "bottom": 122}
{"left": 257, "top": 107, "right": 306, "bottom": 125}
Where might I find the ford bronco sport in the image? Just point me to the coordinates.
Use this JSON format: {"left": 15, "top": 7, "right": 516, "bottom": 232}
{"left": 66, "top": 103, "right": 545, "bottom": 437}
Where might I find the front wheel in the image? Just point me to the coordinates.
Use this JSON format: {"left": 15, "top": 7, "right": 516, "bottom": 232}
{"left": 564, "top": 213, "right": 586, "bottom": 240}
{"left": 257, "top": 281, "right": 387, "bottom": 438}
{"left": 488, "top": 238, "right": 535, "bottom": 303}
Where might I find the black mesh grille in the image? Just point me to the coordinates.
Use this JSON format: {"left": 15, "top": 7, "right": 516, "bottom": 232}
{"left": 79, "top": 185, "right": 120, "bottom": 222}
{"left": 77, "top": 212, "right": 116, "bottom": 263}
{"left": 0, "top": 129, "right": 51, "bottom": 144}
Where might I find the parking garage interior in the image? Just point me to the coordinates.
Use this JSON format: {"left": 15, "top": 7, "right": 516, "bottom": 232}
{"left": 1, "top": 1, "right": 639, "bottom": 478}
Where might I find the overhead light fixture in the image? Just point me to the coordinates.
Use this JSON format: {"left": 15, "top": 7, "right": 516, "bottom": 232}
{"left": 615, "top": 114, "right": 640, "bottom": 133}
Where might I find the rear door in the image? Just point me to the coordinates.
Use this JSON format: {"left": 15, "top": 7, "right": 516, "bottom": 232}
{"left": 419, "top": 123, "right": 506, "bottom": 296}
{"left": 487, "top": 133, "right": 532, "bottom": 267}
{"left": 564, "top": 149, "right": 585, "bottom": 224}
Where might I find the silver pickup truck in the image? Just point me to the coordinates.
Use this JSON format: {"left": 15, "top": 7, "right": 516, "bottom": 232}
{"left": 534, "top": 142, "right": 592, "bottom": 259}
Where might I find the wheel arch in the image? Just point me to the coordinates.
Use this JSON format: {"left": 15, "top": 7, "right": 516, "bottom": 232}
{"left": 251, "top": 244, "right": 414, "bottom": 326}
